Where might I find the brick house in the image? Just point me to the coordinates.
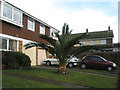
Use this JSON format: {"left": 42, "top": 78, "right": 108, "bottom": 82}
{"left": 0, "top": 0, "right": 59, "bottom": 65}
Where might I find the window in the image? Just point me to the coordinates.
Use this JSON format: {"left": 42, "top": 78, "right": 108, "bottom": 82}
{"left": 28, "top": 19, "right": 35, "bottom": 31}
{"left": 87, "top": 56, "right": 94, "bottom": 61}
{"left": 51, "top": 32, "right": 56, "bottom": 37}
{"left": 3, "top": 4, "right": 12, "bottom": 19}
{"left": 40, "top": 25, "right": 45, "bottom": 34}
{"left": 9, "top": 39, "right": 17, "bottom": 51}
{"left": 94, "top": 56, "right": 103, "bottom": 62}
{"left": 2, "top": 3, "right": 23, "bottom": 26}
{"left": 50, "top": 28, "right": 56, "bottom": 37}
{"left": 0, "top": 38, "right": 17, "bottom": 51}
{"left": 90, "top": 40, "right": 95, "bottom": 45}
{"left": 101, "top": 40, "right": 106, "bottom": 45}
{"left": 14, "top": 9, "right": 22, "bottom": 24}
{"left": 2, "top": 38, "right": 7, "bottom": 49}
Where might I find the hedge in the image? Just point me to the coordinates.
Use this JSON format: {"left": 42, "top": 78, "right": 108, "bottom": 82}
{"left": 2, "top": 51, "right": 31, "bottom": 69}
{"left": 77, "top": 51, "right": 120, "bottom": 65}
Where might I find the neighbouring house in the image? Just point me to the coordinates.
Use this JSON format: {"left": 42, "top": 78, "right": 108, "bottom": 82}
{"left": 73, "top": 26, "right": 114, "bottom": 46}
{"left": 0, "top": 0, "right": 59, "bottom": 65}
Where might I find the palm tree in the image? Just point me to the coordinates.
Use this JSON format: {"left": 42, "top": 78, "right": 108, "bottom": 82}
{"left": 25, "top": 23, "right": 92, "bottom": 74}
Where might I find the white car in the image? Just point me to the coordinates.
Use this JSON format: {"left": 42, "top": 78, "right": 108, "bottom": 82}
{"left": 43, "top": 57, "right": 79, "bottom": 68}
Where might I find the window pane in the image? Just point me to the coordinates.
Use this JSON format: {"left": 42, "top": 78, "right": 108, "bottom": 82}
{"left": 90, "top": 40, "right": 95, "bottom": 45}
{"left": 14, "top": 9, "right": 22, "bottom": 24}
{"left": 2, "top": 38, "right": 7, "bottom": 49}
{"left": 40, "top": 25, "right": 45, "bottom": 34}
{"left": 3, "top": 4, "right": 12, "bottom": 19}
{"left": 95, "top": 57, "right": 103, "bottom": 61}
{"left": 28, "top": 19, "right": 34, "bottom": 31}
{"left": 9, "top": 39, "right": 17, "bottom": 51}
{"left": 101, "top": 40, "right": 106, "bottom": 45}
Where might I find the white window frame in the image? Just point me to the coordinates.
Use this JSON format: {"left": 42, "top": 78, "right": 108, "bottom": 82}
{"left": 28, "top": 18, "right": 35, "bottom": 31}
{"left": 101, "top": 40, "right": 106, "bottom": 45}
{"left": 13, "top": 8, "right": 22, "bottom": 25}
{"left": 3, "top": 3, "right": 12, "bottom": 19}
{"left": 0, "top": 37, "right": 18, "bottom": 51}
{"left": 1, "top": 2, "right": 23, "bottom": 27}
{"left": 90, "top": 40, "right": 95, "bottom": 45}
{"left": 50, "top": 28, "right": 59, "bottom": 38}
{"left": 40, "top": 24, "right": 45, "bottom": 35}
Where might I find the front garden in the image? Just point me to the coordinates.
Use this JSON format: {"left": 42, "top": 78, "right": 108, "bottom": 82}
{"left": 2, "top": 67, "right": 118, "bottom": 88}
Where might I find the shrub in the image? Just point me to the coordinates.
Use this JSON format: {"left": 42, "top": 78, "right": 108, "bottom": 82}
{"left": 2, "top": 51, "right": 31, "bottom": 69}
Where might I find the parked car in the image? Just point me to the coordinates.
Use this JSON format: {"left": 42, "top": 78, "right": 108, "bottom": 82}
{"left": 43, "top": 57, "right": 79, "bottom": 68}
{"left": 79, "top": 55, "right": 117, "bottom": 71}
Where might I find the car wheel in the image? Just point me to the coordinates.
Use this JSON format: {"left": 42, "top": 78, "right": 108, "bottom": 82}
{"left": 106, "top": 66, "right": 113, "bottom": 71}
{"left": 80, "top": 64, "right": 87, "bottom": 69}
{"left": 68, "top": 63, "right": 74, "bottom": 68}
{"left": 46, "top": 61, "right": 51, "bottom": 66}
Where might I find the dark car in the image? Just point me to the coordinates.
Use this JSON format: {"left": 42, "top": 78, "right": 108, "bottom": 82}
{"left": 79, "top": 55, "right": 117, "bottom": 71}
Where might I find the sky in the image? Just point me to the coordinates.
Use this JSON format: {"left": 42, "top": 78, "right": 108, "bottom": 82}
{"left": 5, "top": 0, "right": 119, "bottom": 43}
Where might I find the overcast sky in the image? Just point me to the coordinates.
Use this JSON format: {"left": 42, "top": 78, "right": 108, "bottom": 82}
{"left": 6, "top": 0, "right": 119, "bottom": 43}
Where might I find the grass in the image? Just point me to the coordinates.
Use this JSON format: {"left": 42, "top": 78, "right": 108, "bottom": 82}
{"left": 36, "top": 65, "right": 118, "bottom": 76}
{"left": 3, "top": 75, "right": 66, "bottom": 88}
{"left": 3, "top": 67, "right": 118, "bottom": 88}
{"left": 69, "top": 67, "right": 118, "bottom": 76}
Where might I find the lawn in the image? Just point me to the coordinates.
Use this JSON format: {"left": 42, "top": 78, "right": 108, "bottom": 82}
{"left": 3, "top": 75, "right": 65, "bottom": 88}
{"left": 37, "top": 65, "right": 118, "bottom": 76}
{"left": 2, "top": 67, "right": 118, "bottom": 88}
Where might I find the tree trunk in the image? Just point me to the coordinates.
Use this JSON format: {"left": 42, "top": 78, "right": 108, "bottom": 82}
{"left": 57, "top": 65, "right": 68, "bottom": 74}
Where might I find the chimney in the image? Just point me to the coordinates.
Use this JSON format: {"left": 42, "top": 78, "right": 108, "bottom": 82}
{"left": 108, "top": 26, "right": 111, "bottom": 31}
{"left": 86, "top": 28, "right": 88, "bottom": 33}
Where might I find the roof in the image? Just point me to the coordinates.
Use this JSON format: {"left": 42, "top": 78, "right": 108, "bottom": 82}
{"left": 2, "top": 0, "right": 59, "bottom": 32}
{"left": 72, "top": 30, "right": 114, "bottom": 40}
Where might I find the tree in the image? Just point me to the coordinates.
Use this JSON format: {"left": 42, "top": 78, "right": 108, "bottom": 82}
{"left": 25, "top": 23, "right": 92, "bottom": 74}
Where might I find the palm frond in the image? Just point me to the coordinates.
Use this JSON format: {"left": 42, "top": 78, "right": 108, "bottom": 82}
{"left": 24, "top": 42, "right": 38, "bottom": 49}
{"left": 39, "top": 34, "right": 57, "bottom": 46}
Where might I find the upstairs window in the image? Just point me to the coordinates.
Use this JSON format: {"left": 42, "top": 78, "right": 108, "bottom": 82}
{"left": 51, "top": 32, "right": 56, "bottom": 37}
{"left": 2, "top": 3, "right": 23, "bottom": 26}
{"left": 3, "top": 4, "right": 12, "bottom": 19}
{"left": 28, "top": 18, "right": 35, "bottom": 31}
{"left": 50, "top": 28, "right": 58, "bottom": 37}
{"left": 14, "top": 9, "right": 22, "bottom": 24}
{"left": 40, "top": 25, "right": 45, "bottom": 35}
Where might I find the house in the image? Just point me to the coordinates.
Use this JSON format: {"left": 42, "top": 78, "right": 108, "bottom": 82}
{"left": 0, "top": 0, "right": 59, "bottom": 65}
{"left": 73, "top": 26, "right": 114, "bottom": 46}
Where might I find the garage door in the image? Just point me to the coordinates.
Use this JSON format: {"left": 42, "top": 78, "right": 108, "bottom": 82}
{"left": 38, "top": 49, "right": 46, "bottom": 65}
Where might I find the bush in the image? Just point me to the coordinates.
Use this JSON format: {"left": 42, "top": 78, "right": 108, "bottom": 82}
{"left": 2, "top": 51, "right": 31, "bottom": 69}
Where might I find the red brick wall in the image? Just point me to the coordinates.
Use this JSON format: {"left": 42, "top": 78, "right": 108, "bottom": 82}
{"left": 106, "top": 38, "right": 113, "bottom": 45}
{"left": 2, "top": 14, "right": 50, "bottom": 44}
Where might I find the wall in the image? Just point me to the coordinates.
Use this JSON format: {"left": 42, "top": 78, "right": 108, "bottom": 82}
{"left": 2, "top": 14, "right": 50, "bottom": 44}
{"left": 106, "top": 39, "right": 113, "bottom": 45}
{"left": 24, "top": 47, "right": 36, "bottom": 65}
